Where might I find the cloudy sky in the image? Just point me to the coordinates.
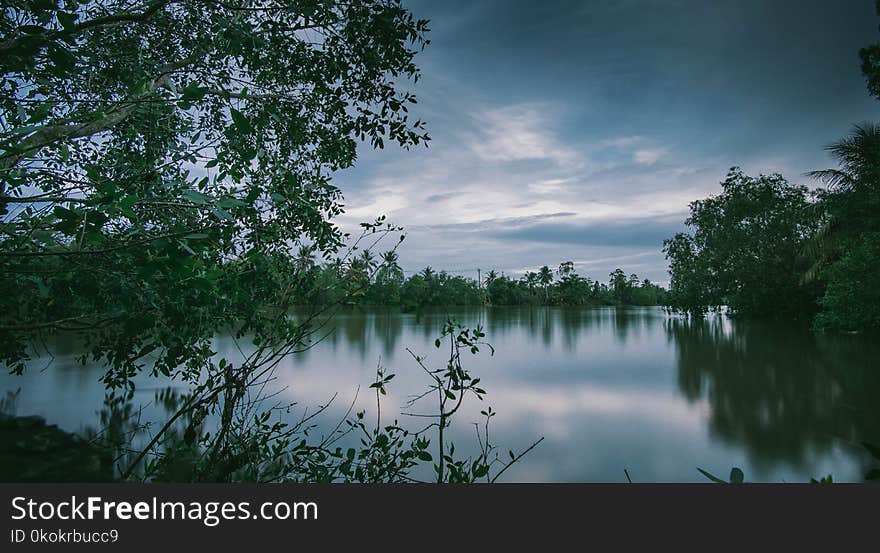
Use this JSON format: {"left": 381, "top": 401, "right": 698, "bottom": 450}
{"left": 335, "top": 0, "right": 880, "bottom": 284}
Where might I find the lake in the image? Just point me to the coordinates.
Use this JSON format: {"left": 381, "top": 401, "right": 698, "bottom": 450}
{"left": 2, "top": 306, "right": 879, "bottom": 482}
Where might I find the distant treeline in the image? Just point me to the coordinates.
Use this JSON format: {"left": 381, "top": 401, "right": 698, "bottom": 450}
{"left": 293, "top": 252, "right": 668, "bottom": 309}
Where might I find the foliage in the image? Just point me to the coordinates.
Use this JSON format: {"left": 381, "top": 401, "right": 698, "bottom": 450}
{"left": 0, "top": 0, "right": 433, "bottom": 480}
{"left": 669, "top": 12, "right": 880, "bottom": 332}
{"left": 87, "top": 322, "right": 541, "bottom": 483}
{"left": 401, "top": 320, "right": 542, "bottom": 482}
{"left": 0, "top": 0, "right": 430, "bottom": 378}
{"left": 813, "top": 234, "right": 880, "bottom": 331}
{"left": 697, "top": 466, "right": 745, "bottom": 484}
{"left": 807, "top": 124, "right": 880, "bottom": 332}
{"left": 663, "top": 168, "right": 821, "bottom": 319}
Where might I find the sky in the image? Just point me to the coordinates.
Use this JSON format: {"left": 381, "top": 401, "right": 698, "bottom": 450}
{"left": 335, "top": 0, "right": 880, "bottom": 284}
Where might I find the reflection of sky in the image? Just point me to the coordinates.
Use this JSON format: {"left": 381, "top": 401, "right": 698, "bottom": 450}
{"left": 2, "top": 307, "right": 874, "bottom": 482}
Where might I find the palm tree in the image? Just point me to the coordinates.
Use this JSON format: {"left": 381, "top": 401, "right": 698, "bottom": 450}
{"left": 294, "top": 244, "right": 315, "bottom": 273}
{"left": 346, "top": 257, "right": 369, "bottom": 296}
{"left": 538, "top": 265, "right": 553, "bottom": 303}
{"left": 328, "top": 257, "right": 345, "bottom": 277}
{"left": 523, "top": 271, "right": 538, "bottom": 293}
{"left": 378, "top": 250, "right": 403, "bottom": 282}
{"left": 803, "top": 122, "right": 880, "bottom": 282}
{"left": 484, "top": 269, "right": 497, "bottom": 287}
{"left": 358, "top": 250, "right": 378, "bottom": 283}
{"left": 420, "top": 266, "right": 435, "bottom": 281}
{"left": 381, "top": 250, "right": 400, "bottom": 270}
{"left": 808, "top": 122, "right": 880, "bottom": 192}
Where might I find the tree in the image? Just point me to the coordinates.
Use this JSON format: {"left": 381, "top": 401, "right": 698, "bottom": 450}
{"left": 663, "top": 232, "right": 709, "bottom": 314}
{"left": 608, "top": 268, "right": 631, "bottom": 305}
{"left": 0, "top": 0, "right": 430, "bottom": 479}
{"left": 1, "top": 0, "right": 429, "bottom": 373}
{"left": 368, "top": 250, "right": 404, "bottom": 304}
{"left": 523, "top": 271, "right": 538, "bottom": 295}
{"left": 663, "top": 168, "right": 820, "bottom": 318}
{"left": 807, "top": 124, "right": 880, "bottom": 331}
{"left": 378, "top": 250, "right": 403, "bottom": 281}
{"left": 537, "top": 265, "right": 552, "bottom": 303}
{"left": 294, "top": 245, "right": 316, "bottom": 274}
{"left": 359, "top": 249, "right": 378, "bottom": 282}
{"left": 557, "top": 260, "right": 575, "bottom": 278}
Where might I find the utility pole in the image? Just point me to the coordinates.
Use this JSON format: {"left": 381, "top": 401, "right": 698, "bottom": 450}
{"left": 477, "top": 268, "right": 481, "bottom": 288}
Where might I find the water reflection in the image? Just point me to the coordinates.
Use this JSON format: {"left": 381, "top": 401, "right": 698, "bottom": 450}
{"left": 667, "top": 316, "right": 880, "bottom": 474}
{"left": 2, "top": 307, "right": 877, "bottom": 482}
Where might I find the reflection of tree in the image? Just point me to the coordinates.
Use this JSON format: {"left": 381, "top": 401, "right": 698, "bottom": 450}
{"left": 558, "top": 308, "right": 603, "bottom": 351}
{"left": 372, "top": 309, "right": 404, "bottom": 359}
{"left": 80, "top": 388, "right": 197, "bottom": 480}
{"left": 666, "top": 316, "right": 880, "bottom": 469}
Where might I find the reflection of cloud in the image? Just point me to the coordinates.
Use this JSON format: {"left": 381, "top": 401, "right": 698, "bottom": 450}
{"left": 493, "top": 384, "right": 709, "bottom": 431}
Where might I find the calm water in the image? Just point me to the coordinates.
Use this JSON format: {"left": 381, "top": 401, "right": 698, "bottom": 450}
{"left": 2, "top": 306, "right": 879, "bottom": 482}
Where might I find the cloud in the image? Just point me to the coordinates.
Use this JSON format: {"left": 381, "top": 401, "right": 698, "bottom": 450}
{"left": 529, "top": 177, "right": 574, "bottom": 194}
{"left": 492, "top": 216, "right": 685, "bottom": 248}
{"left": 333, "top": 0, "right": 880, "bottom": 284}
{"left": 634, "top": 148, "right": 667, "bottom": 165}
{"left": 425, "top": 192, "right": 456, "bottom": 203}
{"left": 468, "top": 104, "right": 581, "bottom": 168}
{"left": 601, "top": 136, "right": 644, "bottom": 148}
{"left": 409, "top": 211, "right": 578, "bottom": 232}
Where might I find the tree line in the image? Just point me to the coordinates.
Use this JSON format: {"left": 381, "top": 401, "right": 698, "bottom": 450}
{"left": 291, "top": 249, "right": 668, "bottom": 309}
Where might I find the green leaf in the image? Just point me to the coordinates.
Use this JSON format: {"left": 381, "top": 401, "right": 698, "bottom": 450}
{"left": 211, "top": 206, "right": 233, "bottom": 221}
{"left": 118, "top": 194, "right": 139, "bottom": 218}
{"left": 182, "top": 190, "right": 209, "bottom": 205}
{"left": 230, "top": 108, "right": 252, "bottom": 134}
{"left": 729, "top": 467, "right": 744, "bottom": 484}
{"left": 416, "top": 451, "right": 432, "bottom": 462}
{"left": 697, "top": 467, "right": 727, "bottom": 484}
{"left": 217, "top": 197, "right": 246, "bottom": 209}
{"left": 181, "top": 83, "right": 208, "bottom": 101}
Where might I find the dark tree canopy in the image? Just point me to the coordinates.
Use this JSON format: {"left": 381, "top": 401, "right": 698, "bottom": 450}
{"left": 663, "top": 169, "right": 821, "bottom": 319}
{"left": 0, "top": 0, "right": 430, "bottom": 380}
{"left": 808, "top": 124, "right": 880, "bottom": 331}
